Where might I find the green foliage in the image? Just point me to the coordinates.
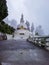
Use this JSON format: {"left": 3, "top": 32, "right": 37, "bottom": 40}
{"left": 0, "top": 0, "right": 8, "bottom": 21}
{"left": 0, "top": 0, "right": 15, "bottom": 34}
{"left": 0, "top": 21, "right": 15, "bottom": 34}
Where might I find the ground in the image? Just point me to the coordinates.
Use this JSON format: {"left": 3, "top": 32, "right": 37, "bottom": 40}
{"left": 0, "top": 40, "right": 49, "bottom": 65}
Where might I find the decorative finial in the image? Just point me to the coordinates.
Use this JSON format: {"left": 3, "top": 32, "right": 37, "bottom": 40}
{"left": 21, "top": 14, "right": 23, "bottom": 19}
{"left": 20, "top": 14, "right": 24, "bottom": 23}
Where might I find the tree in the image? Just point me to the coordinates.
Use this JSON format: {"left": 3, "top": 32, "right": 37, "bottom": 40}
{"left": 0, "top": 0, "right": 15, "bottom": 34}
{"left": 0, "top": 0, "right": 8, "bottom": 21}
{"left": 25, "top": 21, "right": 30, "bottom": 31}
{"left": 0, "top": 21, "right": 15, "bottom": 34}
{"left": 35, "top": 25, "right": 44, "bottom": 36}
{"left": 31, "top": 22, "right": 34, "bottom": 32}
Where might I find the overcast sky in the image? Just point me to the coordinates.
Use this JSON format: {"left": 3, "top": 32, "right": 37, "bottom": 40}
{"left": 6, "top": 0, "right": 49, "bottom": 35}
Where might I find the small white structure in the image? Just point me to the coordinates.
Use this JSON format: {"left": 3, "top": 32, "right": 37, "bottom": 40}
{"left": 6, "top": 34, "right": 13, "bottom": 40}
{"left": 14, "top": 14, "right": 32, "bottom": 40}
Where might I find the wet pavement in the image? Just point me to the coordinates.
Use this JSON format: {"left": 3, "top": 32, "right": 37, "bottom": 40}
{"left": 0, "top": 40, "right": 49, "bottom": 65}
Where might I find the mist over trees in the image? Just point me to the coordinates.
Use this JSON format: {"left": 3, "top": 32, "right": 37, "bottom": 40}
{"left": 11, "top": 19, "right": 17, "bottom": 29}
{"left": 4, "top": 18, "right": 17, "bottom": 29}
{"left": 0, "top": 0, "right": 45, "bottom": 35}
{"left": 35, "top": 25, "right": 44, "bottom": 36}
{"left": 4, "top": 18, "right": 11, "bottom": 25}
{"left": 25, "top": 21, "right": 30, "bottom": 31}
{"left": 31, "top": 22, "right": 34, "bottom": 33}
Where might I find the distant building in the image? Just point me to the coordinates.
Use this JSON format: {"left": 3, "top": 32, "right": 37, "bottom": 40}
{"left": 14, "top": 14, "right": 32, "bottom": 40}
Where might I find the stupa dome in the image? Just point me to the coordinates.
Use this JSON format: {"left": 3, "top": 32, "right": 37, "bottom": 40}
{"left": 17, "top": 23, "right": 27, "bottom": 30}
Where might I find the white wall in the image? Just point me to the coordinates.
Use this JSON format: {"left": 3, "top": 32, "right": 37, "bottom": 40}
{"left": 14, "top": 30, "right": 32, "bottom": 40}
{"left": 6, "top": 34, "right": 13, "bottom": 40}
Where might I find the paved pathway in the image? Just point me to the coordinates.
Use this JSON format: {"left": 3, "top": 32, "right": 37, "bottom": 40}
{"left": 0, "top": 40, "right": 49, "bottom": 65}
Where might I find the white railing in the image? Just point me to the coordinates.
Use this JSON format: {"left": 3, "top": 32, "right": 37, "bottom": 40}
{"left": 27, "top": 36, "right": 49, "bottom": 50}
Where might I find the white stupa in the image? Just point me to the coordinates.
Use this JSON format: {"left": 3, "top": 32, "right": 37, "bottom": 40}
{"left": 14, "top": 14, "right": 32, "bottom": 40}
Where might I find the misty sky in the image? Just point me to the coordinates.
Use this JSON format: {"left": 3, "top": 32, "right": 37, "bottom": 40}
{"left": 6, "top": 0, "right": 49, "bottom": 35}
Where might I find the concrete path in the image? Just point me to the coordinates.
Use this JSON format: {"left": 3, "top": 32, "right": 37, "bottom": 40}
{"left": 0, "top": 40, "right": 49, "bottom": 65}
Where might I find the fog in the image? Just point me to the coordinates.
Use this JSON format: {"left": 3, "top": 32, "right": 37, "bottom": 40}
{"left": 6, "top": 0, "right": 49, "bottom": 35}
